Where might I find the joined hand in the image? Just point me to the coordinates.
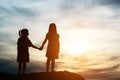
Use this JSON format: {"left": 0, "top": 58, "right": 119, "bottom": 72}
{"left": 39, "top": 46, "right": 43, "bottom": 50}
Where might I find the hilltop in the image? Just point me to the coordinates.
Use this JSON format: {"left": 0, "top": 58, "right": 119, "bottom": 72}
{"left": 0, "top": 71, "right": 85, "bottom": 80}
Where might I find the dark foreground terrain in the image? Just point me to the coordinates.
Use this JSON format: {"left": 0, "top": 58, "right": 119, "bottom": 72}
{"left": 0, "top": 71, "right": 85, "bottom": 80}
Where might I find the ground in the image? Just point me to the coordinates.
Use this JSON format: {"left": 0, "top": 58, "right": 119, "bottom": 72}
{"left": 0, "top": 71, "right": 85, "bottom": 80}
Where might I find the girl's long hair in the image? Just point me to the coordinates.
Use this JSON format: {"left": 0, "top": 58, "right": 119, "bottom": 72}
{"left": 48, "top": 23, "right": 57, "bottom": 34}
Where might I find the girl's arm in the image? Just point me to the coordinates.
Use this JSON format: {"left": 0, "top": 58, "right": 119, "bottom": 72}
{"left": 32, "top": 45, "right": 39, "bottom": 49}
{"left": 39, "top": 37, "right": 47, "bottom": 50}
{"left": 27, "top": 38, "right": 39, "bottom": 49}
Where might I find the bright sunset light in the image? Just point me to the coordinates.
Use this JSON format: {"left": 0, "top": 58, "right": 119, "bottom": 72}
{"left": 63, "top": 43, "right": 90, "bottom": 56}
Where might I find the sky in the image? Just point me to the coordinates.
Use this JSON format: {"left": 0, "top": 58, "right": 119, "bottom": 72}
{"left": 0, "top": 0, "right": 120, "bottom": 80}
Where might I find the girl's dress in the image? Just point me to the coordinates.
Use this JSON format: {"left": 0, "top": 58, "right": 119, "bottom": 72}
{"left": 17, "top": 36, "right": 32, "bottom": 63}
{"left": 46, "top": 33, "right": 60, "bottom": 59}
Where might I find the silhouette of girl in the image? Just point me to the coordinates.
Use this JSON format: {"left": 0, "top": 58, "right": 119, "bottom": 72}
{"left": 40, "top": 23, "right": 60, "bottom": 72}
{"left": 17, "top": 29, "right": 38, "bottom": 75}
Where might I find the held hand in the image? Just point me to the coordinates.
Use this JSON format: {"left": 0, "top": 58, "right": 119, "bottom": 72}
{"left": 39, "top": 46, "right": 43, "bottom": 50}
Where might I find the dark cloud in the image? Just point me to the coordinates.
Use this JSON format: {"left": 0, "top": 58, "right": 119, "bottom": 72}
{"left": 11, "top": 6, "right": 38, "bottom": 17}
{"left": 109, "top": 56, "right": 120, "bottom": 61}
{"left": 83, "top": 72, "right": 120, "bottom": 80}
{"left": 81, "top": 64, "right": 120, "bottom": 80}
{"left": 0, "top": 58, "right": 17, "bottom": 73}
{"left": 0, "top": 1, "right": 40, "bottom": 28}
{"left": 58, "top": 0, "right": 120, "bottom": 16}
{"left": 0, "top": 6, "right": 15, "bottom": 27}
{"left": 86, "top": 64, "right": 119, "bottom": 73}
{"left": 0, "top": 58, "right": 45, "bottom": 74}
{"left": 0, "top": 6, "right": 11, "bottom": 14}
{"left": 58, "top": 0, "right": 88, "bottom": 15}
{"left": 109, "top": 78, "right": 120, "bottom": 80}
{"left": 27, "top": 61, "right": 45, "bottom": 73}
{"left": 59, "top": 0, "right": 79, "bottom": 10}
{"left": 0, "top": 5, "right": 38, "bottom": 17}
{"left": 99, "top": 0, "right": 120, "bottom": 6}
{"left": 97, "top": 0, "right": 120, "bottom": 14}
{"left": 0, "top": 45, "right": 10, "bottom": 54}
{"left": 0, "top": 0, "right": 41, "bottom": 16}
{"left": 0, "top": 32, "right": 16, "bottom": 49}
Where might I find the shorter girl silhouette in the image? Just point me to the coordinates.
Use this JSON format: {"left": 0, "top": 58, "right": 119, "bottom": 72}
{"left": 17, "top": 29, "right": 39, "bottom": 75}
{"left": 40, "top": 23, "right": 60, "bottom": 72}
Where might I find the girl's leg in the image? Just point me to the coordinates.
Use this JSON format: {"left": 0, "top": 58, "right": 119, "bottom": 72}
{"left": 18, "top": 62, "right": 22, "bottom": 75}
{"left": 23, "top": 62, "right": 26, "bottom": 74}
{"left": 46, "top": 58, "right": 51, "bottom": 72}
{"left": 51, "top": 59, "right": 55, "bottom": 72}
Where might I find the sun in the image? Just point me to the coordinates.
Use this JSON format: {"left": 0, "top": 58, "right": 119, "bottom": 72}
{"left": 61, "top": 29, "right": 93, "bottom": 56}
{"left": 63, "top": 43, "right": 90, "bottom": 56}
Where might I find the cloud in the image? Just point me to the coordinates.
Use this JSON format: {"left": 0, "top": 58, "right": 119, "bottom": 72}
{"left": 96, "top": 0, "right": 120, "bottom": 20}
{"left": 81, "top": 64, "right": 120, "bottom": 80}
{"left": 54, "top": 0, "right": 120, "bottom": 31}
{"left": 0, "top": 32, "right": 15, "bottom": 44}
{"left": 86, "top": 64, "right": 119, "bottom": 73}
{"left": 58, "top": 0, "right": 93, "bottom": 15}
{"left": 0, "top": 0, "right": 44, "bottom": 30}
{"left": 11, "top": 6, "right": 38, "bottom": 17}
{"left": 0, "top": 58, "right": 17, "bottom": 73}
{"left": 109, "top": 56, "right": 120, "bottom": 61}
{"left": 78, "top": 54, "right": 120, "bottom": 80}
{"left": 98, "top": 0, "right": 120, "bottom": 6}
{"left": 27, "top": 61, "right": 45, "bottom": 73}
{"left": 0, "top": 58, "right": 46, "bottom": 74}
{"left": 56, "top": 53, "right": 120, "bottom": 80}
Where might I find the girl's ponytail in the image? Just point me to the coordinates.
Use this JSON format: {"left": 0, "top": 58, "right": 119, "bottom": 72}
{"left": 19, "top": 30, "right": 21, "bottom": 37}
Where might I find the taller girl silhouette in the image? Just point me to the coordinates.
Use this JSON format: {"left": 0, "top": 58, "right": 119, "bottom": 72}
{"left": 40, "top": 23, "right": 60, "bottom": 72}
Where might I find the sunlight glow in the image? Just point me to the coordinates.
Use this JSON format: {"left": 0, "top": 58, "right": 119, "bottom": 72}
{"left": 63, "top": 43, "right": 90, "bottom": 56}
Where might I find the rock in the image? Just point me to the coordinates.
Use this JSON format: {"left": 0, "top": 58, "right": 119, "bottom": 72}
{"left": 0, "top": 71, "right": 85, "bottom": 80}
